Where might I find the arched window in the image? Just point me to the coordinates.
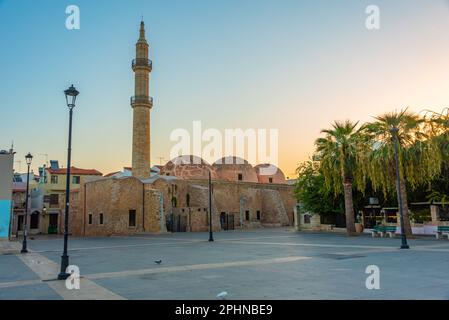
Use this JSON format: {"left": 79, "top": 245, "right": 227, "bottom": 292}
{"left": 186, "top": 194, "right": 190, "bottom": 207}
{"left": 171, "top": 196, "right": 177, "bottom": 208}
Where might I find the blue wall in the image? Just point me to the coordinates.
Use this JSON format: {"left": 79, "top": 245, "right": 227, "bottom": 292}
{"left": 0, "top": 200, "right": 12, "bottom": 238}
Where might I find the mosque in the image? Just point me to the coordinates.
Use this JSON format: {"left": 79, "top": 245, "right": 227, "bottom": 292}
{"left": 69, "top": 22, "right": 297, "bottom": 236}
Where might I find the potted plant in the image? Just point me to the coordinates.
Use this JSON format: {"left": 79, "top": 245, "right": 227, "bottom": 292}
{"left": 355, "top": 212, "right": 364, "bottom": 233}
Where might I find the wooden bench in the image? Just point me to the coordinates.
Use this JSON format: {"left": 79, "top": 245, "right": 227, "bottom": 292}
{"left": 436, "top": 226, "right": 449, "bottom": 240}
{"left": 371, "top": 225, "right": 397, "bottom": 238}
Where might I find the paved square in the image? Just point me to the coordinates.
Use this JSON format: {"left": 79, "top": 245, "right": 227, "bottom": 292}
{"left": 1, "top": 228, "right": 449, "bottom": 300}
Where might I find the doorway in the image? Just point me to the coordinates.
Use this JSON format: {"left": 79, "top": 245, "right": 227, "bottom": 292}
{"left": 30, "top": 212, "right": 39, "bottom": 230}
{"left": 48, "top": 214, "right": 58, "bottom": 234}
{"left": 220, "top": 212, "right": 235, "bottom": 231}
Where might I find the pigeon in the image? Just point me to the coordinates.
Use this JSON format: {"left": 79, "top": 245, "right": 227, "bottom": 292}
{"left": 154, "top": 260, "right": 162, "bottom": 265}
{"left": 216, "top": 291, "right": 228, "bottom": 300}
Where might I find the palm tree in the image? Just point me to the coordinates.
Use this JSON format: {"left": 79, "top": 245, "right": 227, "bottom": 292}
{"left": 315, "top": 120, "right": 364, "bottom": 235}
{"left": 362, "top": 109, "right": 442, "bottom": 236}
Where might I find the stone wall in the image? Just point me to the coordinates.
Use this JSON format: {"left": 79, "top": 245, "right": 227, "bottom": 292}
{"left": 69, "top": 176, "right": 296, "bottom": 236}
{"left": 260, "top": 189, "right": 290, "bottom": 226}
{"left": 70, "top": 177, "right": 164, "bottom": 236}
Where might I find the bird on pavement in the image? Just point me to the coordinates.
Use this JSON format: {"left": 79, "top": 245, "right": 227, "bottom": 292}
{"left": 217, "top": 291, "right": 228, "bottom": 300}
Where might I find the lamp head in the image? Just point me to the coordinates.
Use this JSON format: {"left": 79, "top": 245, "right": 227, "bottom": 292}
{"left": 25, "top": 152, "right": 33, "bottom": 166}
{"left": 64, "top": 84, "right": 79, "bottom": 108}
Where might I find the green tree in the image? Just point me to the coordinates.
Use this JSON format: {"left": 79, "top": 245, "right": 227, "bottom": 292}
{"left": 424, "top": 108, "right": 449, "bottom": 205}
{"left": 361, "top": 109, "right": 442, "bottom": 235}
{"left": 314, "top": 120, "right": 365, "bottom": 234}
{"left": 294, "top": 160, "right": 343, "bottom": 215}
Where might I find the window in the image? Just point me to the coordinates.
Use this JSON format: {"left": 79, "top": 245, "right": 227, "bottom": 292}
{"left": 269, "top": 178, "right": 273, "bottom": 183}
{"left": 129, "top": 210, "right": 136, "bottom": 227}
{"left": 49, "top": 194, "right": 59, "bottom": 205}
{"left": 186, "top": 194, "right": 190, "bottom": 207}
{"left": 72, "top": 176, "right": 81, "bottom": 184}
{"left": 245, "top": 210, "right": 250, "bottom": 221}
{"left": 256, "top": 210, "right": 261, "bottom": 220}
{"left": 304, "top": 214, "right": 311, "bottom": 224}
{"left": 88, "top": 213, "right": 93, "bottom": 225}
{"left": 51, "top": 175, "right": 58, "bottom": 184}
{"left": 99, "top": 213, "right": 104, "bottom": 225}
{"left": 238, "top": 173, "right": 243, "bottom": 181}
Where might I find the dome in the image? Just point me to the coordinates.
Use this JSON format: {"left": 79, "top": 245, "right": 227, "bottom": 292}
{"left": 254, "top": 164, "right": 286, "bottom": 184}
{"left": 160, "top": 155, "right": 217, "bottom": 180}
{"left": 212, "top": 156, "right": 258, "bottom": 183}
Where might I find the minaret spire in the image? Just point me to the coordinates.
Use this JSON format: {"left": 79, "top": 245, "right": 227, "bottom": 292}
{"left": 139, "top": 20, "right": 145, "bottom": 40}
{"left": 131, "top": 21, "right": 153, "bottom": 178}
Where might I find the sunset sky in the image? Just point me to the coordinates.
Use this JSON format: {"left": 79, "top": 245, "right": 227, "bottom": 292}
{"left": 1, "top": 0, "right": 449, "bottom": 177}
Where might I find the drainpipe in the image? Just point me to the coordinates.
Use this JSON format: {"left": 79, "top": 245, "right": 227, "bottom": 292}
{"left": 142, "top": 183, "right": 145, "bottom": 232}
{"left": 83, "top": 183, "right": 87, "bottom": 236}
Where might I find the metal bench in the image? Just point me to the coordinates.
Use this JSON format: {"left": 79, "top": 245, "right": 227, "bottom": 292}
{"left": 384, "top": 226, "right": 397, "bottom": 238}
{"left": 371, "top": 225, "right": 384, "bottom": 238}
{"left": 371, "top": 225, "right": 396, "bottom": 238}
{"left": 436, "top": 226, "right": 449, "bottom": 240}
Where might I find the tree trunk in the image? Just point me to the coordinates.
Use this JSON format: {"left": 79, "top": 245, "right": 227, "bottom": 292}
{"left": 397, "top": 177, "right": 413, "bottom": 236}
{"left": 343, "top": 182, "right": 356, "bottom": 235}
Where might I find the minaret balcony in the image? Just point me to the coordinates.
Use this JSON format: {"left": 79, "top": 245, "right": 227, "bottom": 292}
{"left": 132, "top": 58, "right": 152, "bottom": 71}
{"left": 131, "top": 95, "right": 153, "bottom": 108}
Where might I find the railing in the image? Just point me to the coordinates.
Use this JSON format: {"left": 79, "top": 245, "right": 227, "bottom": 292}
{"left": 130, "top": 95, "right": 153, "bottom": 107}
{"left": 132, "top": 59, "right": 152, "bottom": 70}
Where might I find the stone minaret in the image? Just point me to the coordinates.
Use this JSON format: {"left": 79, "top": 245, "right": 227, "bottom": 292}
{"left": 131, "top": 21, "right": 153, "bottom": 178}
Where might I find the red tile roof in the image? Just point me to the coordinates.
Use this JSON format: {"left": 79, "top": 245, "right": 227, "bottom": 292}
{"left": 47, "top": 167, "right": 102, "bottom": 176}
{"left": 13, "top": 182, "right": 27, "bottom": 192}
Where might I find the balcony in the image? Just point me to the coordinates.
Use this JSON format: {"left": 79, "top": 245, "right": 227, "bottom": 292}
{"left": 132, "top": 59, "right": 152, "bottom": 71}
{"left": 130, "top": 95, "right": 153, "bottom": 108}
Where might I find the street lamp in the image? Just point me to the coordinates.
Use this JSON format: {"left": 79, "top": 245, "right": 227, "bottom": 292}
{"left": 208, "top": 170, "right": 214, "bottom": 242}
{"left": 391, "top": 127, "right": 410, "bottom": 249}
{"left": 58, "top": 84, "right": 79, "bottom": 280}
{"left": 20, "top": 152, "right": 33, "bottom": 254}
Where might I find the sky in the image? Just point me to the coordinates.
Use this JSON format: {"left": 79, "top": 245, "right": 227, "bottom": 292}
{"left": 1, "top": 0, "right": 449, "bottom": 177}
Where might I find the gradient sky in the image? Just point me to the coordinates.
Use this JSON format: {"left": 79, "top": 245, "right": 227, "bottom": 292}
{"left": 1, "top": 0, "right": 449, "bottom": 177}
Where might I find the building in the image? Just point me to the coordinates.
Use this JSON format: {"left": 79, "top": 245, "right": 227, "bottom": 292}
{"left": 36, "top": 160, "right": 102, "bottom": 234}
{"left": 69, "top": 21, "right": 297, "bottom": 236}
{"left": 0, "top": 149, "right": 14, "bottom": 239}
{"left": 10, "top": 173, "right": 42, "bottom": 237}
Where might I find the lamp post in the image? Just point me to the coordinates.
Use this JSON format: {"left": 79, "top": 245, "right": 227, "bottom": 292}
{"left": 391, "top": 127, "right": 409, "bottom": 249}
{"left": 20, "top": 152, "right": 33, "bottom": 254}
{"left": 208, "top": 170, "right": 214, "bottom": 242}
{"left": 58, "top": 85, "right": 79, "bottom": 280}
